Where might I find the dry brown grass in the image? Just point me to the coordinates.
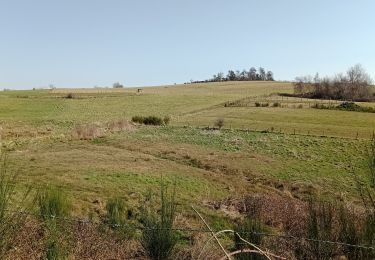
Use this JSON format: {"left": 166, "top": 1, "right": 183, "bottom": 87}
{"left": 107, "top": 120, "right": 136, "bottom": 133}
{"left": 6, "top": 218, "right": 144, "bottom": 260}
{"left": 71, "top": 120, "right": 135, "bottom": 140}
{"left": 72, "top": 124, "right": 105, "bottom": 140}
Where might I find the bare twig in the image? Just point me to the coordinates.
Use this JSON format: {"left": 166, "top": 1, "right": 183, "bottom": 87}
{"left": 219, "top": 249, "right": 266, "bottom": 260}
{"left": 191, "top": 206, "right": 231, "bottom": 260}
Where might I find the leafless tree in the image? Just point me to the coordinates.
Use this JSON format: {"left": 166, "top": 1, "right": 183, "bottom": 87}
{"left": 293, "top": 64, "right": 373, "bottom": 101}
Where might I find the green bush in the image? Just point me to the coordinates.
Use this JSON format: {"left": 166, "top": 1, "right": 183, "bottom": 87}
{"left": 132, "top": 116, "right": 145, "bottom": 124}
{"left": 255, "top": 102, "right": 261, "bottom": 107}
{"left": 312, "top": 101, "right": 375, "bottom": 113}
{"left": 65, "top": 93, "right": 74, "bottom": 99}
{"left": 132, "top": 116, "right": 165, "bottom": 125}
{"left": 141, "top": 180, "right": 178, "bottom": 260}
{"left": 272, "top": 102, "right": 281, "bottom": 107}
{"left": 163, "top": 116, "right": 171, "bottom": 125}
{"left": 143, "top": 116, "right": 163, "bottom": 126}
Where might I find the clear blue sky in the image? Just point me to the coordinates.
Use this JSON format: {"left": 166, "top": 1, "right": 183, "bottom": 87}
{"left": 1, "top": 0, "right": 374, "bottom": 89}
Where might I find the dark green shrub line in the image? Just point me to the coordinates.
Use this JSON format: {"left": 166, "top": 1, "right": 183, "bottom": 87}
{"left": 132, "top": 115, "right": 171, "bottom": 126}
{"left": 312, "top": 101, "right": 375, "bottom": 113}
{"left": 255, "top": 102, "right": 269, "bottom": 107}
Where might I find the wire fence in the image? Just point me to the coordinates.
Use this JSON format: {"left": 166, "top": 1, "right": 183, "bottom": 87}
{"left": 194, "top": 125, "right": 375, "bottom": 140}
{"left": 176, "top": 93, "right": 375, "bottom": 140}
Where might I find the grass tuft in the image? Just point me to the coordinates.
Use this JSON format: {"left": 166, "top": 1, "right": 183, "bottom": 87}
{"left": 141, "top": 179, "right": 178, "bottom": 260}
{"left": 37, "top": 187, "right": 71, "bottom": 220}
{"left": 104, "top": 197, "right": 136, "bottom": 239}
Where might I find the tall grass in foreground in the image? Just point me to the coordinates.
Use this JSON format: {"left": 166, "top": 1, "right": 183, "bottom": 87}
{"left": 338, "top": 204, "right": 363, "bottom": 259}
{"left": 295, "top": 138, "right": 375, "bottom": 259}
{"left": 234, "top": 217, "right": 266, "bottom": 260}
{"left": 104, "top": 197, "right": 136, "bottom": 239}
{"left": 0, "top": 153, "right": 29, "bottom": 258}
{"left": 354, "top": 136, "right": 375, "bottom": 258}
{"left": 141, "top": 179, "right": 178, "bottom": 260}
{"left": 362, "top": 137, "right": 375, "bottom": 257}
{"left": 37, "top": 187, "right": 72, "bottom": 260}
{"left": 368, "top": 135, "right": 375, "bottom": 188}
{"left": 37, "top": 187, "right": 71, "bottom": 221}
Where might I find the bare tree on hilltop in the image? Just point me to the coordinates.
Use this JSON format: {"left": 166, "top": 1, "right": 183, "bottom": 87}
{"left": 293, "top": 64, "right": 373, "bottom": 101}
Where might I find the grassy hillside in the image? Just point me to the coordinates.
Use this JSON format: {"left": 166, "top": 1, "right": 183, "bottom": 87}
{"left": 0, "top": 81, "right": 373, "bottom": 212}
{"left": 1, "top": 81, "right": 375, "bottom": 258}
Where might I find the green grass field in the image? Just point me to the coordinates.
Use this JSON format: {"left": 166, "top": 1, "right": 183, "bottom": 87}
{"left": 0, "top": 81, "right": 374, "bottom": 217}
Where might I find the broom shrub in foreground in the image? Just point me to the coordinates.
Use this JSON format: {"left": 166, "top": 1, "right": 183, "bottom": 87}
{"left": 141, "top": 180, "right": 178, "bottom": 260}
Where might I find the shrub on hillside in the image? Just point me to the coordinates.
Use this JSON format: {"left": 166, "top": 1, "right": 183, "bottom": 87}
{"left": 131, "top": 116, "right": 145, "bottom": 124}
{"left": 255, "top": 102, "right": 269, "bottom": 107}
{"left": 132, "top": 116, "right": 165, "bottom": 126}
{"left": 163, "top": 116, "right": 171, "bottom": 125}
{"left": 214, "top": 118, "right": 225, "bottom": 129}
{"left": 336, "top": 101, "right": 375, "bottom": 113}
{"left": 65, "top": 93, "right": 74, "bottom": 99}
{"left": 143, "top": 116, "right": 163, "bottom": 125}
{"left": 312, "top": 101, "right": 375, "bottom": 113}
